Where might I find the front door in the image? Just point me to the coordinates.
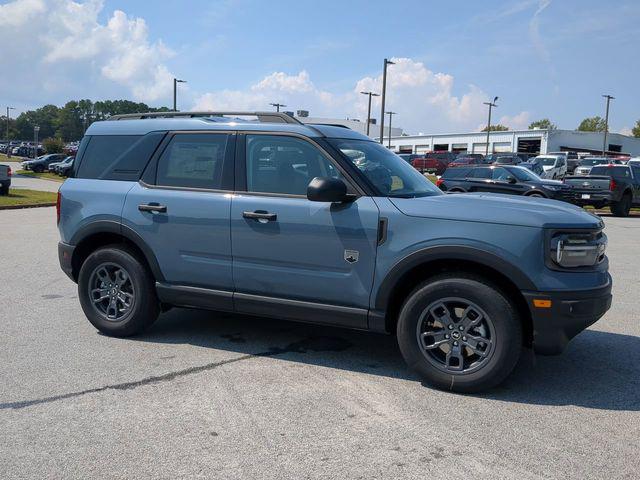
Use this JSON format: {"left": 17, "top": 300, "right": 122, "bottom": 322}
{"left": 122, "top": 132, "right": 235, "bottom": 295}
{"left": 230, "top": 134, "right": 379, "bottom": 327}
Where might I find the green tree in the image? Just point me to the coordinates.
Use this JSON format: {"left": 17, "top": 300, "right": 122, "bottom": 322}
{"left": 1, "top": 116, "right": 19, "bottom": 140}
{"left": 631, "top": 120, "right": 640, "bottom": 138}
{"left": 577, "top": 116, "right": 606, "bottom": 132}
{"left": 481, "top": 124, "right": 509, "bottom": 132}
{"left": 528, "top": 118, "right": 556, "bottom": 130}
{"left": 43, "top": 137, "right": 65, "bottom": 154}
{"left": 15, "top": 104, "right": 60, "bottom": 140}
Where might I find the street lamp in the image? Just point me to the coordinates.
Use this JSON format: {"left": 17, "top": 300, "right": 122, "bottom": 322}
{"left": 360, "top": 91, "right": 380, "bottom": 136}
{"left": 483, "top": 96, "right": 499, "bottom": 155}
{"left": 602, "top": 94, "right": 615, "bottom": 155}
{"left": 379, "top": 58, "right": 395, "bottom": 144}
{"left": 269, "top": 103, "right": 287, "bottom": 112}
{"left": 173, "top": 78, "right": 187, "bottom": 111}
{"left": 6, "top": 106, "right": 15, "bottom": 158}
{"left": 386, "top": 111, "right": 397, "bottom": 148}
{"left": 33, "top": 126, "right": 40, "bottom": 159}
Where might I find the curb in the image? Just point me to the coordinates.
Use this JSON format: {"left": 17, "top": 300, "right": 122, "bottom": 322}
{"left": 0, "top": 202, "right": 56, "bottom": 211}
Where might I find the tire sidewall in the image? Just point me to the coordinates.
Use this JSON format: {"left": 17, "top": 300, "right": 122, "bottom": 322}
{"left": 78, "top": 246, "right": 158, "bottom": 337}
{"left": 397, "top": 276, "right": 522, "bottom": 392}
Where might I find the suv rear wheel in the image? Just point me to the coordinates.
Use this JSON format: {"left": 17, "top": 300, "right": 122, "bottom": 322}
{"left": 78, "top": 245, "right": 159, "bottom": 337}
{"left": 397, "top": 274, "right": 522, "bottom": 392}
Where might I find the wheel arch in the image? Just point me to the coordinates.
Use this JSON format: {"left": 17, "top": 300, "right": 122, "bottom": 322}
{"left": 373, "top": 246, "right": 535, "bottom": 345}
{"left": 524, "top": 190, "right": 547, "bottom": 198}
{"left": 69, "top": 221, "right": 164, "bottom": 282}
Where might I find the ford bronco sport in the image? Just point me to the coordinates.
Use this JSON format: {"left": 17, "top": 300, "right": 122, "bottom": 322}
{"left": 57, "top": 111, "right": 612, "bottom": 392}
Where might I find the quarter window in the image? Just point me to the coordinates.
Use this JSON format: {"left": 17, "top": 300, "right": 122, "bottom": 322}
{"left": 245, "top": 135, "right": 342, "bottom": 195}
{"left": 156, "top": 134, "right": 230, "bottom": 189}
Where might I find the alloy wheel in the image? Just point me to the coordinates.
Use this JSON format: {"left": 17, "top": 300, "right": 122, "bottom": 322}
{"left": 416, "top": 297, "right": 495, "bottom": 374}
{"left": 88, "top": 262, "right": 135, "bottom": 321}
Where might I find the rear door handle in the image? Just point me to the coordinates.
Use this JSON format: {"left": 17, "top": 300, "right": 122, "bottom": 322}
{"left": 243, "top": 210, "right": 277, "bottom": 222}
{"left": 138, "top": 203, "right": 167, "bottom": 213}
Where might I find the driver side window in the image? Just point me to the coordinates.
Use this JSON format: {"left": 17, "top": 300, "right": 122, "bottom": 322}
{"left": 245, "top": 135, "right": 343, "bottom": 196}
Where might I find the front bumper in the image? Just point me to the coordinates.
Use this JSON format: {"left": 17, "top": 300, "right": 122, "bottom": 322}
{"left": 58, "top": 241, "right": 76, "bottom": 281}
{"left": 522, "top": 276, "right": 612, "bottom": 355}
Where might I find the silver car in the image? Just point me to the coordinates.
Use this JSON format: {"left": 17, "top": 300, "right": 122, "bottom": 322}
{"left": 573, "top": 157, "right": 618, "bottom": 175}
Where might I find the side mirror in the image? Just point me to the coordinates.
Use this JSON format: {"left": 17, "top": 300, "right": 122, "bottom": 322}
{"left": 506, "top": 175, "right": 517, "bottom": 184}
{"left": 307, "top": 177, "right": 351, "bottom": 203}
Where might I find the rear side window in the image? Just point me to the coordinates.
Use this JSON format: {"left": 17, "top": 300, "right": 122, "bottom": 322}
{"left": 156, "top": 133, "right": 230, "bottom": 189}
{"left": 469, "top": 168, "right": 491, "bottom": 179}
{"left": 76, "top": 136, "right": 139, "bottom": 179}
{"left": 443, "top": 167, "right": 471, "bottom": 179}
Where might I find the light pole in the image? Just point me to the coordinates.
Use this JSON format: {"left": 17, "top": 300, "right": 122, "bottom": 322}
{"left": 6, "top": 106, "right": 15, "bottom": 158}
{"left": 173, "top": 78, "right": 186, "bottom": 111}
{"left": 379, "top": 58, "right": 395, "bottom": 144}
{"left": 33, "top": 126, "right": 40, "bottom": 159}
{"left": 269, "top": 103, "right": 286, "bottom": 112}
{"left": 602, "top": 94, "right": 614, "bottom": 155}
{"left": 483, "top": 96, "right": 499, "bottom": 155}
{"left": 360, "top": 91, "right": 380, "bottom": 136}
{"left": 386, "top": 111, "right": 397, "bottom": 148}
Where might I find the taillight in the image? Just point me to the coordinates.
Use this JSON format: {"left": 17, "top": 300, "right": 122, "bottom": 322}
{"left": 7, "top": 167, "right": 11, "bottom": 177}
{"left": 56, "top": 191, "right": 61, "bottom": 224}
{"left": 609, "top": 178, "right": 616, "bottom": 191}
{"left": 436, "top": 178, "right": 444, "bottom": 187}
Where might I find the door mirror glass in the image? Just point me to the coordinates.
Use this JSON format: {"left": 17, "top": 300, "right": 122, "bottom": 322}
{"left": 307, "top": 177, "right": 350, "bottom": 202}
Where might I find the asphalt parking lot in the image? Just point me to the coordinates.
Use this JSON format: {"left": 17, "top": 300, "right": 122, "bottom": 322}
{"left": 0, "top": 207, "right": 638, "bottom": 479}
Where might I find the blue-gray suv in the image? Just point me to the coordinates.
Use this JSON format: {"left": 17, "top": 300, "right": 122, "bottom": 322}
{"left": 57, "top": 111, "right": 612, "bottom": 392}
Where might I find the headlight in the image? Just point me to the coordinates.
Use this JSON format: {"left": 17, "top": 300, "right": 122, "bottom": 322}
{"left": 549, "top": 231, "right": 607, "bottom": 268}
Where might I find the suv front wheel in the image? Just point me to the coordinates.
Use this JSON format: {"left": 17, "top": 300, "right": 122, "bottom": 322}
{"left": 397, "top": 274, "right": 522, "bottom": 393}
{"left": 78, "top": 245, "right": 160, "bottom": 337}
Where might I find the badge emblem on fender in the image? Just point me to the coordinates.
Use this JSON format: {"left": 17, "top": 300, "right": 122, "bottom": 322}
{"left": 344, "top": 250, "right": 359, "bottom": 264}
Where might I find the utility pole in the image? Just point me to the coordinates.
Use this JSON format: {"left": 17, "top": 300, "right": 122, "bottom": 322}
{"left": 6, "top": 106, "right": 15, "bottom": 158}
{"left": 269, "top": 103, "right": 286, "bottom": 112}
{"left": 379, "top": 58, "right": 395, "bottom": 143}
{"left": 483, "top": 96, "right": 499, "bottom": 155}
{"left": 173, "top": 78, "right": 186, "bottom": 111}
{"left": 602, "top": 94, "right": 614, "bottom": 155}
{"left": 387, "top": 111, "right": 397, "bottom": 148}
{"left": 360, "top": 91, "right": 379, "bottom": 136}
{"left": 33, "top": 125, "right": 40, "bottom": 159}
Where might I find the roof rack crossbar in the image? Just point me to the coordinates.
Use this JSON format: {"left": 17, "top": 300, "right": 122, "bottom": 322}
{"left": 107, "top": 111, "right": 303, "bottom": 125}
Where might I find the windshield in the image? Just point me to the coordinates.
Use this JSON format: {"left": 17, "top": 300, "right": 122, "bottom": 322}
{"left": 580, "top": 158, "right": 607, "bottom": 166}
{"left": 509, "top": 167, "right": 541, "bottom": 181}
{"left": 329, "top": 139, "right": 442, "bottom": 198}
{"left": 538, "top": 157, "right": 557, "bottom": 166}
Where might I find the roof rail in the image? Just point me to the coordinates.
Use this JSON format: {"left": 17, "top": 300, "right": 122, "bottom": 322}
{"left": 107, "top": 111, "right": 303, "bottom": 124}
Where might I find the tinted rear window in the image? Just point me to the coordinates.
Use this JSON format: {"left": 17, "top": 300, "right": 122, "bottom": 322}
{"left": 590, "top": 166, "right": 631, "bottom": 179}
{"left": 76, "top": 134, "right": 164, "bottom": 181}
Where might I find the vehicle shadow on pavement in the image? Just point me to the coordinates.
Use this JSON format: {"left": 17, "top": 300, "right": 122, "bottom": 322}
{"left": 136, "top": 309, "right": 639, "bottom": 412}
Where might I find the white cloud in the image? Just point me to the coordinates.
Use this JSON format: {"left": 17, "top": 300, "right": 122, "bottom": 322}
{"left": 193, "top": 57, "right": 529, "bottom": 134}
{"left": 498, "top": 111, "right": 531, "bottom": 130}
{"left": 0, "top": 0, "right": 174, "bottom": 104}
{"left": 619, "top": 127, "right": 633, "bottom": 136}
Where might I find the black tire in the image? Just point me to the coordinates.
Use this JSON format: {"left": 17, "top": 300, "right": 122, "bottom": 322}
{"left": 526, "top": 192, "right": 546, "bottom": 198}
{"left": 610, "top": 193, "right": 631, "bottom": 217}
{"left": 448, "top": 188, "right": 466, "bottom": 193}
{"left": 78, "top": 245, "right": 159, "bottom": 337}
{"left": 397, "top": 274, "right": 522, "bottom": 393}
{"left": 0, "top": 186, "right": 8, "bottom": 196}
{"left": 34, "top": 165, "right": 44, "bottom": 173}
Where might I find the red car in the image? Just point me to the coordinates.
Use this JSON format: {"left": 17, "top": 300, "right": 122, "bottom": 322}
{"left": 412, "top": 152, "right": 457, "bottom": 175}
{"left": 448, "top": 154, "right": 485, "bottom": 168}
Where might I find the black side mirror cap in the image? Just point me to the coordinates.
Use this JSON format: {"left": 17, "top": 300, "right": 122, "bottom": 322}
{"left": 507, "top": 176, "right": 517, "bottom": 183}
{"left": 307, "top": 176, "right": 352, "bottom": 203}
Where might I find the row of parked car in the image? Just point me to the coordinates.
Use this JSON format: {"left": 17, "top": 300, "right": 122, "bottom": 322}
{"left": 0, "top": 141, "right": 44, "bottom": 158}
{"left": 432, "top": 159, "right": 640, "bottom": 216}
{"left": 21, "top": 153, "right": 75, "bottom": 175}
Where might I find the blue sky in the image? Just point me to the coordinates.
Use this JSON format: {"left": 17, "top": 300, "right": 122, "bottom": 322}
{"left": 2, "top": 0, "right": 639, "bottom": 134}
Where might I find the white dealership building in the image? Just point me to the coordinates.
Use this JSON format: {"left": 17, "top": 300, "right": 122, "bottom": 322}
{"left": 384, "top": 129, "right": 640, "bottom": 156}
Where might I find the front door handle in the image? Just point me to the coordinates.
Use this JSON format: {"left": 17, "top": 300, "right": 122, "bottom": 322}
{"left": 243, "top": 210, "right": 277, "bottom": 222}
{"left": 138, "top": 203, "right": 167, "bottom": 213}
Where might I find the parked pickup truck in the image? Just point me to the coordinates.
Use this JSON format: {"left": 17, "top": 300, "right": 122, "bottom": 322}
{"left": 0, "top": 164, "right": 11, "bottom": 195}
{"left": 564, "top": 164, "right": 640, "bottom": 216}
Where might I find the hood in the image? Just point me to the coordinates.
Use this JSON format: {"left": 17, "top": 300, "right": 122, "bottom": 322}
{"left": 389, "top": 193, "right": 602, "bottom": 229}
{"left": 542, "top": 165, "right": 555, "bottom": 171}
{"left": 538, "top": 179, "right": 565, "bottom": 187}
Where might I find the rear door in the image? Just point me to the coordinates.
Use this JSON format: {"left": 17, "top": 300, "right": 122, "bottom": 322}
{"left": 122, "top": 132, "right": 235, "bottom": 297}
{"left": 230, "top": 133, "right": 379, "bottom": 327}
